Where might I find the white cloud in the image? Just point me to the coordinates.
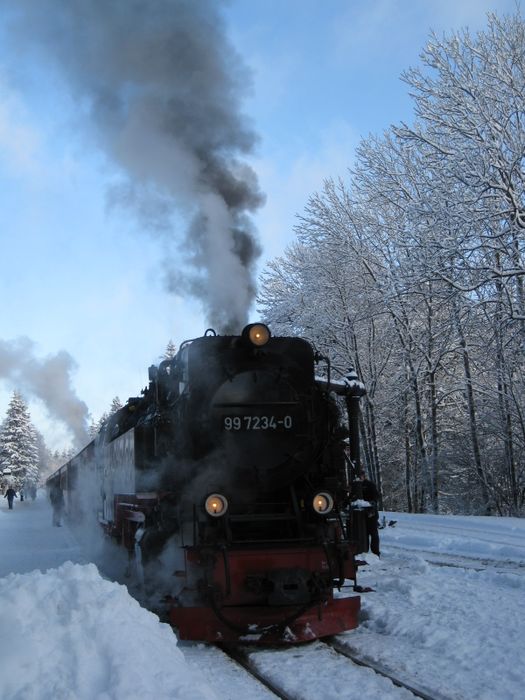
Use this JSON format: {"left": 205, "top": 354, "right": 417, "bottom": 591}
{"left": 0, "top": 82, "right": 43, "bottom": 177}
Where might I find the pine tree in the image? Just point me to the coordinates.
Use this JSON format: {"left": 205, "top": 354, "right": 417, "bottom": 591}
{"left": 88, "top": 418, "right": 99, "bottom": 440}
{"left": 0, "top": 391, "right": 40, "bottom": 490}
{"left": 34, "top": 430, "right": 60, "bottom": 482}
{"left": 109, "top": 396, "right": 123, "bottom": 415}
{"left": 97, "top": 412, "right": 109, "bottom": 433}
{"left": 163, "top": 340, "right": 177, "bottom": 360}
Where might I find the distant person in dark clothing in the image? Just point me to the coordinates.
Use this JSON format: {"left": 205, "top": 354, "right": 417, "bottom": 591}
{"left": 359, "top": 469, "right": 379, "bottom": 503}
{"left": 49, "top": 485, "right": 65, "bottom": 526}
{"left": 4, "top": 487, "right": 17, "bottom": 510}
{"left": 357, "top": 470, "right": 381, "bottom": 557}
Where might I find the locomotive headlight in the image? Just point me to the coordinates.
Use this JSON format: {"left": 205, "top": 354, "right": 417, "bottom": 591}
{"left": 243, "top": 323, "right": 271, "bottom": 347}
{"left": 204, "top": 493, "right": 229, "bottom": 517}
{"left": 312, "top": 492, "right": 334, "bottom": 515}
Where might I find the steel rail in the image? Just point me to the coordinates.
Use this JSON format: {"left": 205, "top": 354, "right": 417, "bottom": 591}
{"left": 324, "top": 638, "right": 450, "bottom": 700}
{"left": 219, "top": 640, "right": 451, "bottom": 700}
{"left": 385, "top": 542, "right": 525, "bottom": 574}
{"left": 217, "top": 644, "right": 290, "bottom": 700}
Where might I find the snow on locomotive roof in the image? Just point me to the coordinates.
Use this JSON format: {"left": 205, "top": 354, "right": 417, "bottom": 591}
{"left": 315, "top": 374, "right": 366, "bottom": 396}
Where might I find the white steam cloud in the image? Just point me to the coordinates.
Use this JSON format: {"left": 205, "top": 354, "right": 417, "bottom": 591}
{"left": 5, "top": 0, "right": 264, "bottom": 333}
{"left": 0, "top": 338, "right": 89, "bottom": 447}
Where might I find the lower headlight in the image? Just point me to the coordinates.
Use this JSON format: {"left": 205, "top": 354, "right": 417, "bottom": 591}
{"left": 204, "top": 493, "right": 229, "bottom": 517}
{"left": 312, "top": 492, "right": 334, "bottom": 514}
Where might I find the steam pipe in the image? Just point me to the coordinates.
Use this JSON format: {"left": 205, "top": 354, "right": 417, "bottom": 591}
{"left": 344, "top": 368, "right": 366, "bottom": 473}
{"left": 314, "top": 367, "right": 366, "bottom": 472}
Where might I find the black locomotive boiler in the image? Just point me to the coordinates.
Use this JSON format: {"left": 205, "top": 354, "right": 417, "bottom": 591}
{"left": 47, "top": 323, "right": 369, "bottom": 643}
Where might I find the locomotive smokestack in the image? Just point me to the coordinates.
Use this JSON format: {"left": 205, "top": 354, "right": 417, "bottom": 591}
{"left": 5, "top": 0, "right": 264, "bottom": 333}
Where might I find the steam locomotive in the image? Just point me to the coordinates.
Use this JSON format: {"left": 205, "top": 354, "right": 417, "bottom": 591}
{"left": 47, "top": 323, "right": 369, "bottom": 643}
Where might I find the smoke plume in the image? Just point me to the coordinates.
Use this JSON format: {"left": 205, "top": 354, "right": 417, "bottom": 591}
{"left": 7, "top": 0, "right": 264, "bottom": 333}
{"left": 0, "top": 338, "right": 89, "bottom": 447}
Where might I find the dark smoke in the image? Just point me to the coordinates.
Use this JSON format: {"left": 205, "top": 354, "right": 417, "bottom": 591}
{"left": 6, "top": 0, "right": 264, "bottom": 333}
{"left": 0, "top": 338, "right": 89, "bottom": 447}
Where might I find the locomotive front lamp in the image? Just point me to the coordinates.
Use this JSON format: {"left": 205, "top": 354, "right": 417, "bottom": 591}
{"left": 204, "top": 493, "right": 229, "bottom": 517}
{"left": 312, "top": 492, "right": 334, "bottom": 515}
{"left": 243, "top": 323, "right": 271, "bottom": 347}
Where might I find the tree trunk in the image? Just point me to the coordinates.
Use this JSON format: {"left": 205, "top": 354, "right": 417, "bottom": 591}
{"left": 453, "top": 302, "right": 491, "bottom": 513}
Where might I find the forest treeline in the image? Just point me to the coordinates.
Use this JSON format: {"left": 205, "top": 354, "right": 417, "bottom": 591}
{"left": 258, "top": 13, "right": 525, "bottom": 516}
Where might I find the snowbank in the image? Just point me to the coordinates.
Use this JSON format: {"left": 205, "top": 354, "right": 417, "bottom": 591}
{"left": 0, "top": 562, "right": 216, "bottom": 700}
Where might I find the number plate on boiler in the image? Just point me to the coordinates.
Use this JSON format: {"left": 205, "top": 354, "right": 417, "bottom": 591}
{"left": 223, "top": 415, "right": 293, "bottom": 431}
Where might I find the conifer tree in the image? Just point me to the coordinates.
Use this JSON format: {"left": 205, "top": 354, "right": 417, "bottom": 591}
{"left": 33, "top": 430, "right": 55, "bottom": 482}
{"left": 97, "top": 412, "right": 109, "bottom": 433}
{"left": 0, "top": 391, "right": 40, "bottom": 490}
{"left": 88, "top": 418, "right": 99, "bottom": 440}
{"left": 164, "top": 340, "right": 177, "bottom": 360}
{"left": 109, "top": 396, "right": 123, "bottom": 415}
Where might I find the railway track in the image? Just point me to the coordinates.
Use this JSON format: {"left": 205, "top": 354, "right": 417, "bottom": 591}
{"left": 323, "top": 638, "right": 450, "bottom": 700}
{"left": 218, "top": 641, "right": 451, "bottom": 700}
{"left": 217, "top": 644, "right": 289, "bottom": 699}
{"left": 384, "top": 542, "right": 525, "bottom": 575}
{"left": 383, "top": 520, "right": 525, "bottom": 551}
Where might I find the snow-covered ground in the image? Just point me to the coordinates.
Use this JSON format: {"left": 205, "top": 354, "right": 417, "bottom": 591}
{"left": 334, "top": 513, "right": 525, "bottom": 700}
{"left": 1, "top": 492, "right": 524, "bottom": 699}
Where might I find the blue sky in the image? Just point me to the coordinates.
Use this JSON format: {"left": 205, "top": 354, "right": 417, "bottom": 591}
{"left": 0, "top": 0, "right": 518, "bottom": 451}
